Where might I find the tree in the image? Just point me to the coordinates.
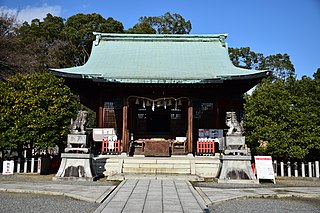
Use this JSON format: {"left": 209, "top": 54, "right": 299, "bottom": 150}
{"left": 263, "top": 54, "right": 295, "bottom": 81}
{"left": 244, "top": 74, "right": 320, "bottom": 160}
{"left": 0, "top": 11, "right": 23, "bottom": 79}
{"left": 126, "top": 22, "right": 156, "bottom": 34}
{"left": 0, "top": 13, "right": 76, "bottom": 79}
{"left": 0, "top": 72, "right": 77, "bottom": 156}
{"left": 228, "top": 47, "right": 264, "bottom": 70}
{"left": 313, "top": 68, "right": 320, "bottom": 80}
{"left": 229, "top": 47, "right": 295, "bottom": 81}
{"left": 64, "top": 13, "right": 124, "bottom": 65}
{"left": 129, "top": 12, "right": 192, "bottom": 34}
{"left": 18, "top": 14, "right": 65, "bottom": 43}
{"left": 17, "top": 14, "right": 76, "bottom": 72}
{"left": 11, "top": 13, "right": 124, "bottom": 75}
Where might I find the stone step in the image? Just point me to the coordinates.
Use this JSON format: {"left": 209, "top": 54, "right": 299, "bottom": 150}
{"left": 105, "top": 158, "right": 121, "bottom": 163}
{"left": 123, "top": 163, "right": 190, "bottom": 169}
{"left": 123, "top": 167, "right": 191, "bottom": 174}
{"left": 100, "top": 155, "right": 221, "bottom": 178}
{"left": 123, "top": 158, "right": 194, "bottom": 164}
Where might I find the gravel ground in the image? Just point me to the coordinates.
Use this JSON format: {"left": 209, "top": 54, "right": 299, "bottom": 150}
{"left": 208, "top": 197, "right": 320, "bottom": 213}
{"left": 0, "top": 173, "right": 56, "bottom": 182}
{"left": 0, "top": 192, "right": 99, "bottom": 213}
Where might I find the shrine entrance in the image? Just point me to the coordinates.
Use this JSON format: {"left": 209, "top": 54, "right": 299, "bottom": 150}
{"left": 146, "top": 111, "right": 171, "bottom": 134}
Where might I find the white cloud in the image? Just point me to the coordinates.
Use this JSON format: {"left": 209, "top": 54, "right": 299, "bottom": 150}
{"left": 1, "top": 4, "right": 62, "bottom": 24}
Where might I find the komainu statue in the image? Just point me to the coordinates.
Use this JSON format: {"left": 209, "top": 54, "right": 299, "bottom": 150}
{"left": 225, "top": 112, "right": 243, "bottom": 136}
{"left": 70, "top": 111, "right": 88, "bottom": 134}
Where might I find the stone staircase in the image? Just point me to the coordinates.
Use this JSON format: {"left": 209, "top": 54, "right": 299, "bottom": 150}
{"left": 123, "top": 157, "right": 192, "bottom": 174}
{"left": 93, "top": 155, "right": 220, "bottom": 180}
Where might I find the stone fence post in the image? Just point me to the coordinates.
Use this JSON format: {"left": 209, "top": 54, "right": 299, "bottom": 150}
{"left": 287, "top": 161, "right": 291, "bottom": 177}
{"left": 280, "top": 161, "right": 284, "bottom": 177}
{"left": 301, "top": 162, "right": 305, "bottom": 177}
{"left": 294, "top": 162, "right": 298, "bottom": 177}
{"left": 17, "top": 158, "right": 21, "bottom": 173}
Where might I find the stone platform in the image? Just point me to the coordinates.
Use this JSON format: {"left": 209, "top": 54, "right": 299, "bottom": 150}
{"left": 218, "top": 155, "right": 258, "bottom": 184}
{"left": 53, "top": 153, "right": 95, "bottom": 181}
{"left": 93, "top": 155, "right": 221, "bottom": 180}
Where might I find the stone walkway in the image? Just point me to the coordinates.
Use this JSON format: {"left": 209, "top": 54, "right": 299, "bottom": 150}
{"left": 94, "top": 179, "right": 206, "bottom": 213}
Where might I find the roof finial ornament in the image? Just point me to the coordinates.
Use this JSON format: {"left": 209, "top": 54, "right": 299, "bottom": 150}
{"left": 94, "top": 33, "right": 102, "bottom": 46}
{"left": 219, "top": 35, "right": 226, "bottom": 48}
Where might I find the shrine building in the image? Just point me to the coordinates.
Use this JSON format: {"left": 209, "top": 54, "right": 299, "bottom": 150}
{"left": 52, "top": 33, "right": 269, "bottom": 158}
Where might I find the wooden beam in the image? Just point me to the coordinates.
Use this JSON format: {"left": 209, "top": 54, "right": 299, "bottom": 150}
{"left": 187, "top": 103, "right": 193, "bottom": 154}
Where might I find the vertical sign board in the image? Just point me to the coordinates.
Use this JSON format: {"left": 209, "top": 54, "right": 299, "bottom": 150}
{"left": 2, "top": 160, "right": 14, "bottom": 175}
{"left": 254, "top": 156, "right": 276, "bottom": 184}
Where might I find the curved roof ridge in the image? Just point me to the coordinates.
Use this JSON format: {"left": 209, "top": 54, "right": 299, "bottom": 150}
{"left": 93, "top": 32, "right": 228, "bottom": 38}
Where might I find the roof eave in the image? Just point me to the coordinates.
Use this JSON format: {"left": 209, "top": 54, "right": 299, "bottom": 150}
{"left": 51, "top": 69, "right": 270, "bottom": 84}
{"left": 217, "top": 70, "right": 271, "bottom": 81}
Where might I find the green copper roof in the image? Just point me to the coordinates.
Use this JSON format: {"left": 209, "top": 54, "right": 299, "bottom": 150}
{"left": 52, "top": 33, "right": 269, "bottom": 83}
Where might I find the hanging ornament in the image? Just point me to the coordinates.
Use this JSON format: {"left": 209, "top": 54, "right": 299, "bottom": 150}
{"left": 142, "top": 100, "right": 146, "bottom": 109}
{"left": 152, "top": 101, "right": 155, "bottom": 111}
{"left": 156, "top": 100, "right": 161, "bottom": 107}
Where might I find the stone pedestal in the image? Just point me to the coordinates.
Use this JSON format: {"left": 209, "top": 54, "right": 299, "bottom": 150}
{"left": 218, "top": 155, "right": 258, "bottom": 184}
{"left": 53, "top": 153, "right": 95, "bottom": 181}
{"left": 65, "top": 134, "right": 88, "bottom": 153}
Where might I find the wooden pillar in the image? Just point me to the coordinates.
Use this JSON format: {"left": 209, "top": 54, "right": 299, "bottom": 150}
{"left": 216, "top": 96, "right": 226, "bottom": 128}
{"left": 98, "top": 106, "right": 104, "bottom": 128}
{"left": 215, "top": 98, "right": 220, "bottom": 128}
{"left": 187, "top": 102, "right": 193, "bottom": 154}
{"left": 122, "top": 101, "right": 128, "bottom": 153}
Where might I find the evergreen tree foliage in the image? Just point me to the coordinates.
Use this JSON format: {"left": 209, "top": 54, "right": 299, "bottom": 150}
{"left": 0, "top": 72, "right": 77, "bottom": 154}
{"left": 244, "top": 74, "right": 320, "bottom": 160}
{"left": 229, "top": 47, "right": 295, "bottom": 81}
{"left": 126, "top": 21, "right": 156, "bottom": 34}
{"left": 64, "top": 13, "right": 124, "bottom": 65}
{"left": 128, "top": 12, "right": 192, "bottom": 34}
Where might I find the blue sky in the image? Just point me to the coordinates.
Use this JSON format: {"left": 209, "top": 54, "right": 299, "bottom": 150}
{"left": 1, "top": 0, "right": 319, "bottom": 78}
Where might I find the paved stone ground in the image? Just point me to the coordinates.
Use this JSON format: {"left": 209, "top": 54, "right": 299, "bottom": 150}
{"left": 0, "top": 174, "right": 118, "bottom": 203}
{"left": 94, "top": 179, "right": 206, "bottom": 213}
